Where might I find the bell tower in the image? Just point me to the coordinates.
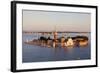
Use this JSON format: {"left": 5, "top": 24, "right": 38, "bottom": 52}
{"left": 54, "top": 25, "right": 57, "bottom": 42}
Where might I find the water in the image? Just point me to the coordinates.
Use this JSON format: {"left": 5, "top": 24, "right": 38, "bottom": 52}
{"left": 22, "top": 32, "right": 91, "bottom": 63}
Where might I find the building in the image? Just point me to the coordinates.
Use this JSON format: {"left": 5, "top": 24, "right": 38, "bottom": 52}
{"left": 61, "top": 36, "right": 65, "bottom": 47}
{"left": 65, "top": 37, "right": 74, "bottom": 47}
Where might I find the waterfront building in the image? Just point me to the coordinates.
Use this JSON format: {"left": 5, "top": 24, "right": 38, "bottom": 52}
{"left": 47, "top": 37, "right": 52, "bottom": 47}
{"left": 65, "top": 37, "right": 74, "bottom": 47}
{"left": 79, "top": 40, "right": 88, "bottom": 46}
{"left": 61, "top": 36, "right": 65, "bottom": 47}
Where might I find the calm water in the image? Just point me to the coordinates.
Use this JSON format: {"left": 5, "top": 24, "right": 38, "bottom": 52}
{"left": 22, "top": 33, "right": 91, "bottom": 63}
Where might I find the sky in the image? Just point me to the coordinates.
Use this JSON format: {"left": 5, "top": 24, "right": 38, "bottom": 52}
{"left": 23, "top": 10, "right": 91, "bottom": 32}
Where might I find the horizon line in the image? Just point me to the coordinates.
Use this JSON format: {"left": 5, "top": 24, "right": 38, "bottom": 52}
{"left": 23, "top": 31, "right": 90, "bottom": 33}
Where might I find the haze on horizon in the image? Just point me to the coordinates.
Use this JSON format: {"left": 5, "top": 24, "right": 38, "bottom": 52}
{"left": 23, "top": 10, "right": 91, "bottom": 32}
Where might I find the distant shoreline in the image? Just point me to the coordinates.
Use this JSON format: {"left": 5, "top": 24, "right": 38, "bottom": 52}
{"left": 23, "top": 31, "right": 90, "bottom": 33}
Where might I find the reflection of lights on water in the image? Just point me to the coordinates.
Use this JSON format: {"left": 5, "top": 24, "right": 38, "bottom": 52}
{"left": 67, "top": 46, "right": 74, "bottom": 49}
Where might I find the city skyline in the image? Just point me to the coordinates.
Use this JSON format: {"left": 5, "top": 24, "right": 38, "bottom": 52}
{"left": 23, "top": 10, "right": 91, "bottom": 32}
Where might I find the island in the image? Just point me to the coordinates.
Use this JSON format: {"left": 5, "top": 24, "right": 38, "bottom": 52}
{"left": 24, "top": 31, "right": 88, "bottom": 48}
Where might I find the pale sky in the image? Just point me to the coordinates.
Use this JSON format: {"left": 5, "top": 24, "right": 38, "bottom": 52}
{"left": 22, "top": 10, "right": 91, "bottom": 32}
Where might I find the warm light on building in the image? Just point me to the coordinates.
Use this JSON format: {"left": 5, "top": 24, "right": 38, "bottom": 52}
{"left": 79, "top": 40, "right": 88, "bottom": 46}
{"left": 66, "top": 38, "right": 74, "bottom": 47}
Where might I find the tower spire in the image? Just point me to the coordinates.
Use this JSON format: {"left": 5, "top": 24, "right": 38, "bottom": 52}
{"left": 53, "top": 25, "right": 57, "bottom": 48}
